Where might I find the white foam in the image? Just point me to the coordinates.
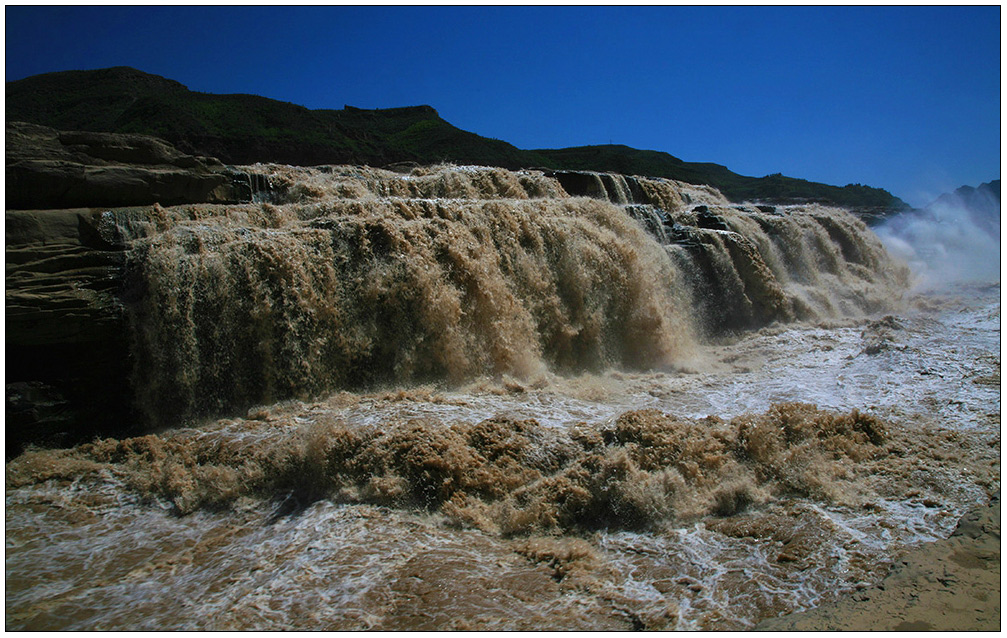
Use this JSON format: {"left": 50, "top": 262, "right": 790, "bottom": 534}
{"left": 5, "top": 290, "right": 999, "bottom": 630}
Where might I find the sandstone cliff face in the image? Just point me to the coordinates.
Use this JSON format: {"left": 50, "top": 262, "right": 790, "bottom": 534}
{"left": 6, "top": 122, "right": 242, "bottom": 209}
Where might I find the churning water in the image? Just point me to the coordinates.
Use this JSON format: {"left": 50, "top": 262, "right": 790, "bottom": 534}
{"left": 5, "top": 165, "right": 1000, "bottom": 630}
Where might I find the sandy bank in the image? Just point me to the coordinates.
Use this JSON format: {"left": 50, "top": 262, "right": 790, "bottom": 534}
{"left": 756, "top": 496, "right": 1001, "bottom": 631}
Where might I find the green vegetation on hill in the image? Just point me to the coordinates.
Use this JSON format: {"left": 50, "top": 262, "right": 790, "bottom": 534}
{"left": 6, "top": 67, "right": 907, "bottom": 212}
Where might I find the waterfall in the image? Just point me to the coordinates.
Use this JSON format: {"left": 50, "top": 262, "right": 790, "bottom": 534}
{"left": 116, "top": 164, "right": 908, "bottom": 426}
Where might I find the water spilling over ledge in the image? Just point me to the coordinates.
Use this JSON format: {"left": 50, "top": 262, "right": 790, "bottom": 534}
{"left": 6, "top": 164, "right": 909, "bottom": 442}
{"left": 5, "top": 297, "right": 1000, "bottom": 629}
{"left": 5, "top": 163, "right": 998, "bottom": 629}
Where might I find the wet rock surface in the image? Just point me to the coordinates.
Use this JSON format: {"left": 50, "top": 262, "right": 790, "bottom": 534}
{"left": 4, "top": 123, "right": 268, "bottom": 450}
{"left": 756, "top": 495, "right": 1001, "bottom": 631}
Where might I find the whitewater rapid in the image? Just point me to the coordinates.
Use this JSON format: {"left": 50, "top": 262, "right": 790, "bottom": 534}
{"left": 6, "top": 286, "right": 998, "bottom": 630}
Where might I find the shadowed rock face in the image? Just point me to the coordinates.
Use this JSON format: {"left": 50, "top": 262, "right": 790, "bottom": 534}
{"left": 4, "top": 123, "right": 257, "bottom": 454}
{"left": 6, "top": 207, "right": 137, "bottom": 454}
{"left": 5, "top": 122, "right": 244, "bottom": 209}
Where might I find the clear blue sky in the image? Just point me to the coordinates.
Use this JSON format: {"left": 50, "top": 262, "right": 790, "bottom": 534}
{"left": 5, "top": 5, "right": 1000, "bottom": 207}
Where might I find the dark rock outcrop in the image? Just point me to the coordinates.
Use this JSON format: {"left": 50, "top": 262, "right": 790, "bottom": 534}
{"left": 544, "top": 170, "right": 651, "bottom": 206}
{"left": 6, "top": 121, "right": 244, "bottom": 209}
{"left": 6, "top": 206, "right": 143, "bottom": 455}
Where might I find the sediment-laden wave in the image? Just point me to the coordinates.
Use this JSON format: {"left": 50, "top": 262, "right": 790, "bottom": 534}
{"left": 104, "top": 164, "right": 909, "bottom": 426}
{"left": 125, "top": 194, "right": 693, "bottom": 426}
{"left": 6, "top": 288, "right": 999, "bottom": 631}
{"left": 5, "top": 401, "right": 918, "bottom": 532}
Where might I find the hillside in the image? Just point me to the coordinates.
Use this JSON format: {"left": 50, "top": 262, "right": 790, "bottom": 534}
{"left": 5, "top": 67, "right": 552, "bottom": 168}
{"left": 6, "top": 67, "right": 908, "bottom": 213}
{"left": 535, "top": 145, "right": 908, "bottom": 214}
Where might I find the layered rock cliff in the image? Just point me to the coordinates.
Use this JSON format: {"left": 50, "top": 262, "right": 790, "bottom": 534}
{"left": 5, "top": 121, "right": 249, "bottom": 209}
{"left": 5, "top": 124, "right": 257, "bottom": 453}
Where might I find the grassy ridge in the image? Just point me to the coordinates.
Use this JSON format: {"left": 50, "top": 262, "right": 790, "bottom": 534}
{"left": 6, "top": 66, "right": 907, "bottom": 211}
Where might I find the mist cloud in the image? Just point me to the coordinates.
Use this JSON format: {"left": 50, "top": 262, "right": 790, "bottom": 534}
{"left": 875, "top": 185, "right": 1000, "bottom": 291}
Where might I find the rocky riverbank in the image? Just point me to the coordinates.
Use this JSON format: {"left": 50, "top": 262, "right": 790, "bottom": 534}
{"left": 756, "top": 496, "right": 1001, "bottom": 631}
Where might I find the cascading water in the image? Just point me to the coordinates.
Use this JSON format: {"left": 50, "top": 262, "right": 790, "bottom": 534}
{"left": 114, "top": 164, "right": 908, "bottom": 425}
{"left": 123, "top": 174, "right": 697, "bottom": 427}
{"left": 7, "top": 164, "right": 996, "bottom": 631}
